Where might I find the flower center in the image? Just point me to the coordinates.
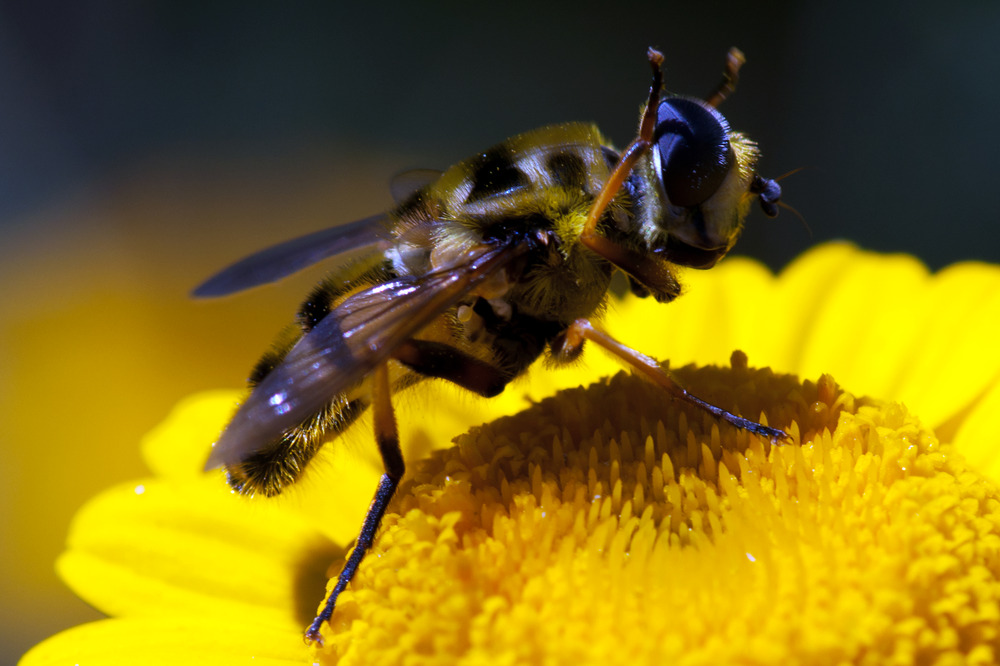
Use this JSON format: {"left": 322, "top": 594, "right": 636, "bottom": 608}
{"left": 313, "top": 356, "right": 999, "bottom": 665}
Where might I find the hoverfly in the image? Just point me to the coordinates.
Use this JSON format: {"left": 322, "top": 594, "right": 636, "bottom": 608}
{"left": 194, "top": 47, "right": 785, "bottom": 644}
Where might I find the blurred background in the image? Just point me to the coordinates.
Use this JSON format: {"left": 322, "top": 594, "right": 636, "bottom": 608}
{"left": 3, "top": 0, "right": 999, "bottom": 662}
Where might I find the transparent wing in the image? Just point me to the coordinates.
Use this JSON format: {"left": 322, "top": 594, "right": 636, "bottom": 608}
{"left": 205, "top": 239, "right": 529, "bottom": 469}
{"left": 389, "top": 168, "right": 442, "bottom": 204}
{"left": 192, "top": 213, "right": 394, "bottom": 298}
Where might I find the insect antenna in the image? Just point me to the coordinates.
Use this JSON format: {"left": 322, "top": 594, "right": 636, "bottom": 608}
{"left": 772, "top": 168, "right": 810, "bottom": 236}
{"left": 774, "top": 167, "right": 804, "bottom": 182}
{"left": 779, "top": 201, "right": 810, "bottom": 237}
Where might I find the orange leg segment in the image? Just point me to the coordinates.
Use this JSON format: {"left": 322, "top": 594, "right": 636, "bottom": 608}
{"left": 558, "top": 319, "right": 789, "bottom": 442}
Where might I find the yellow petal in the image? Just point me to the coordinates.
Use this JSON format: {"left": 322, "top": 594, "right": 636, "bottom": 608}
{"left": 770, "top": 241, "right": 863, "bottom": 371}
{"left": 793, "top": 249, "right": 929, "bottom": 396}
{"left": 604, "top": 257, "right": 776, "bottom": 370}
{"left": 952, "top": 380, "right": 1000, "bottom": 482}
{"left": 887, "top": 261, "right": 1000, "bottom": 427}
{"left": 610, "top": 243, "right": 1000, "bottom": 442}
{"left": 774, "top": 247, "right": 1000, "bottom": 432}
{"left": 19, "top": 616, "right": 306, "bottom": 666}
{"left": 697, "top": 256, "right": 784, "bottom": 367}
{"left": 58, "top": 477, "right": 336, "bottom": 625}
{"left": 141, "top": 390, "right": 241, "bottom": 479}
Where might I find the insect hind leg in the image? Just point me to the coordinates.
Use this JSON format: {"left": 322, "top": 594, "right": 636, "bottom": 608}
{"left": 305, "top": 362, "right": 404, "bottom": 646}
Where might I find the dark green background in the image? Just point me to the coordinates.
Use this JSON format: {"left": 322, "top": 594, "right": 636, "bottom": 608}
{"left": 4, "top": 0, "right": 999, "bottom": 271}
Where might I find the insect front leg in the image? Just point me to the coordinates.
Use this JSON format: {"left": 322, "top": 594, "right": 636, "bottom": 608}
{"left": 703, "top": 47, "right": 745, "bottom": 109}
{"left": 305, "top": 362, "right": 404, "bottom": 646}
{"left": 552, "top": 319, "right": 789, "bottom": 441}
{"left": 576, "top": 49, "right": 682, "bottom": 302}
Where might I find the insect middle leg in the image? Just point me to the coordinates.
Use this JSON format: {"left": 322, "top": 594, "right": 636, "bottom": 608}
{"left": 554, "top": 319, "right": 789, "bottom": 441}
{"left": 305, "top": 362, "right": 404, "bottom": 645}
{"left": 392, "top": 339, "right": 510, "bottom": 398}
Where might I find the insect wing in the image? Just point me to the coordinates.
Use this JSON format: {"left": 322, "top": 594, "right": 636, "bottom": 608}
{"left": 389, "top": 169, "right": 443, "bottom": 204}
{"left": 192, "top": 213, "right": 394, "bottom": 298}
{"left": 204, "top": 240, "right": 527, "bottom": 469}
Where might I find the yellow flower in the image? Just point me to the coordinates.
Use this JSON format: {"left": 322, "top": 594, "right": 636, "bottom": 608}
{"left": 20, "top": 243, "right": 1000, "bottom": 665}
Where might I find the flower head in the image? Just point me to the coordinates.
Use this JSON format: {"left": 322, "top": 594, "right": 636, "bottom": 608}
{"left": 21, "top": 244, "right": 1000, "bottom": 665}
{"left": 316, "top": 362, "right": 1000, "bottom": 665}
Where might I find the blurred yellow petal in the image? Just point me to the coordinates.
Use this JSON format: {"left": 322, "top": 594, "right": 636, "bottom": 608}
{"left": 57, "top": 476, "right": 334, "bottom": 626}
{"left": 786, "top": 249, "right": 1000, "bottom": 431}
{"left": 890, "top": 261, "right": 1000, "bottom": 426}
{"left": 20, "top": 617, "right": 306, "bottom": 666}
{"left": 793, "top": 250, "right": 929, "bottom": 395}
{"left": 612, "top": 244, "right": 1000, "bottom": 441}
{"left": 763, "top": 241, "right": 862, "bottom": 368}
{"left": 141, "top": 390, "right": 241, "bottom": 479}
{"left": 699, "top": 257, "right": 784, "bottom": 366}
{"left": 606, "top": 257, "right": 779, "bottom": 369}
{"left": 953, "top": 380, "right": 1000, "bottom": 481}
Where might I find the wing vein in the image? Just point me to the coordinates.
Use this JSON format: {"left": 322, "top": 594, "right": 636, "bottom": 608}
{"left": 205, "top": 239, "right": 530, "bottom": 469}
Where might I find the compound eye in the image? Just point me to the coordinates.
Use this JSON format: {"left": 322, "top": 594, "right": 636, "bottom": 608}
{"left": 654, "top": 98, "right": 733, "bottom": 207}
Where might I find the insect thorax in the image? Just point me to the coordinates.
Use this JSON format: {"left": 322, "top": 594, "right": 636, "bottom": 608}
{"left": 392, "top": 123, "right": 629, "bottom": 323}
